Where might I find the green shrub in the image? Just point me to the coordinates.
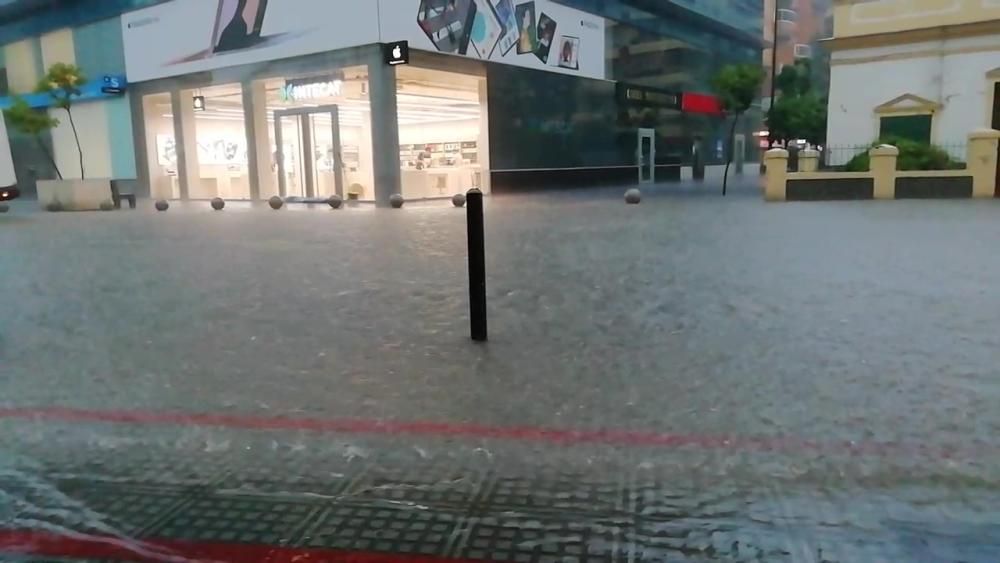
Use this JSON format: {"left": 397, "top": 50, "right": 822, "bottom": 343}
{"left": 843, "top": 137, "right": 964, "bottom": 172}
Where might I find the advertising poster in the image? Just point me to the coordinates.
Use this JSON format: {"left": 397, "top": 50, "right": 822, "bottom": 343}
{"left": 122, "top": 0, "right": 382, "bottom": 82}
{"left": 534, "top": 12, "right": 556, "bottom": 63}
{"left": 555, "top": 36, "right": 579, "bottom": 70}
{"left": 388, "top": 0, "right": 606, "bottom": 79}
{"left": 514, "top": 2, "right": 537, "bottom": 54}
{"left": 490, "top": 0, "right": 518, "bottom": 56}
{"left": 123, "top": 0, "right": 606, "bottom": 83}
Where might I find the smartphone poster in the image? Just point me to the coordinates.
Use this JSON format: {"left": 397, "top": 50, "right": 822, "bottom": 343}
{"left": 514, "top": 2, "right": 537, "bottom": 54}
{"left": 489, "top": 0, "right": 518, "bottom": 56}
{"left": 417, "top": 0, "right": 477, "bottom": 55}
{"left": 469, "top": 0, "right": 504, "bottom": 58}
{"left": 534, "top": 12, "right": 556, "bottom": 63}
{"left": 553, "top": 35, "right": 579, "bottom": 70}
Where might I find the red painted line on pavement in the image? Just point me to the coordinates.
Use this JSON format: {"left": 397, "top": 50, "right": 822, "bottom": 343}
{"left": 0, "top": 529, "right": 488, "bottom": 562}
{"left": 0, "top": 406, "right": 980, "bottom": 459}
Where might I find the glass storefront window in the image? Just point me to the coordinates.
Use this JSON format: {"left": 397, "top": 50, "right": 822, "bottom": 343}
{"left": 396, "top": 67, "right": 488, "bottom": 200}
{"left": 141, "top": 92, "right": 179, "bottom": 200}
{"left": 189, "top": 83, "right": 251, "bottom": 200}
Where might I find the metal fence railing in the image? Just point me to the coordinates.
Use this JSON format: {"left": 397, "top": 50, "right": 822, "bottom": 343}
{"left": 937, "top": 143, "right": 968, "bottom": 165}
{"left": 821, "top": 145, "right": 870, "bottom": 169}
{"left": 819, "top": 143, "right": 968, "bottom": 171}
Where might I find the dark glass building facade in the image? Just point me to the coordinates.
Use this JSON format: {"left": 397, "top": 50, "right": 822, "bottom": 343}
{"left": 490, "top": 0, "right": 764, "bottom": 188}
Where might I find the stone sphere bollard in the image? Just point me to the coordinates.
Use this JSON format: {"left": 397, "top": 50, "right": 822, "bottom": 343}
{"left": 452, "top": 193, "right": 467, "bottom": 208}
{"left": 211, "top": 197, "right": 225, "bottom": 211}
{"left": 46, "top": 201, "right": 63, "bottom": 212}
{"left": 268, "top": 195, "right": 284, "bottom": 210}
{"left": 155, "top": 199, "right": 170, "bottom": 211}
{"left": 624, "top": 188, "right": 642, "bottom": 204}
{"left": 389, "top": 193, "right": 405, "bottom": 208}
{"left": 0, "top": 203, "right": 9, "bottom": 213}
{"left": 100, "top": 200, "right": 115, "bottom": 211}
{"left": 328, "top": 194, "right": 343, "bottom": 209}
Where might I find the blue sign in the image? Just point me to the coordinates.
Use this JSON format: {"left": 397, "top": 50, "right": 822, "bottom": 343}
{"left": 101, "top": 75, "right": 127, "bottom": 95}
{"left": 0, "top": 75, "right": 128, "bottom": 110}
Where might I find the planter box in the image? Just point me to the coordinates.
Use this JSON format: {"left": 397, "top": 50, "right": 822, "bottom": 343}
{"left": 36, "top": 179, "right": 111, "bottom": 211}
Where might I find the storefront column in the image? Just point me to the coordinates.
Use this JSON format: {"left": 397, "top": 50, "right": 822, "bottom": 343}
{"left": 172, "top": 89, "right": 200, "bottom": 200}
{"left": 242, "top": 80, "right": 273, "bottom": 201}
{"left": 478, "top": 77, "right": 491, "bottom": 194}
{"left": 367, "top": 54, "right": 401, "bottom": 208}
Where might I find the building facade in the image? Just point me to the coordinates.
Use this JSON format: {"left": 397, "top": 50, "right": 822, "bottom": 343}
{"left": 1, "top": 0, "right": 762, "bottom": 204}
{"left": 763, "top": 0, "right": 833, "bottom": 91}
{"left": 0, "top": 0, "right": 166, "bottom": 192}
{"left": 826, "top": 0, "right": 1000, "bottom": 163}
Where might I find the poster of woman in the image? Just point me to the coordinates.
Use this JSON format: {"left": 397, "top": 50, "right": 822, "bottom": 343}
{"left": 515, "top": 2, "right": 537, "bottom": 54}
{"left": 555, "top": 35, "right": 579, "bottom": 70}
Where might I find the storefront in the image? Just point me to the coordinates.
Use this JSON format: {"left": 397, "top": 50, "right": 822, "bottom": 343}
{"left": 123, "top": 0, "right": 613, "bottom": 206}
{"left": 136, "top": 57, "right": 489, "bottom": 204}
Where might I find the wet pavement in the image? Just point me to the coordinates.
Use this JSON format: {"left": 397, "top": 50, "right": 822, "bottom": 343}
{"left": 1, "top": 178, "right": 999, "bottom": 561}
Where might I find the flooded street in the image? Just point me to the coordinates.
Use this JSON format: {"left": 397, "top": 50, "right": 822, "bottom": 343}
{"left": 1, "top": 183, "right": 999, "bottom": 561}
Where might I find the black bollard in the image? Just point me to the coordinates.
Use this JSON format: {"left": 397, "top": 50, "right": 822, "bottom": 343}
{"left": 467, "top": 188, "right": 487, "bottom": 342}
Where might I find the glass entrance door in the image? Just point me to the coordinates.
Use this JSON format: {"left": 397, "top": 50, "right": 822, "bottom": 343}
{"left": 274, "top": 106, "right": 345, "bottom": 199}
{"left": 637, "top": 128, "right": 656, "bottom": 184}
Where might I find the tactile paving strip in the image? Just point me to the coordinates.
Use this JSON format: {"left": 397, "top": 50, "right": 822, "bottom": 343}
{"left": 146, "top": 496, "right": 321, "bottom": 545}
{"left": 3, "top": 432, "right": 1000, "bottom": 562}
{"left": 299, "top": 504, "right": 464, "bottom": 555}
{"left": 455, "top": 514, "right": 627, "bottom": 563}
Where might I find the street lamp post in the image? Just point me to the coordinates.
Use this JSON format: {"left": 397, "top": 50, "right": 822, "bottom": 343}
{"left": 768, "top": 0, "right": 780, "bottom": 149}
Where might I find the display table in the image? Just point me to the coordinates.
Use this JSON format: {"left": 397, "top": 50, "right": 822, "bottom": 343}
{"left": 401, "top": 167, "right": 479, "bottom": 199}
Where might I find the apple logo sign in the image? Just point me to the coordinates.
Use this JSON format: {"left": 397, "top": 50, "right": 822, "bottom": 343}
{"left": 385, "top": 41, "right": 408, "bottom": 65}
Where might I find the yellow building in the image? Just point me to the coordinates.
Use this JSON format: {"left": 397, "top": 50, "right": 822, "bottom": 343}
{"left": 825, "top": 0, "right": 1000, "bottom": 163}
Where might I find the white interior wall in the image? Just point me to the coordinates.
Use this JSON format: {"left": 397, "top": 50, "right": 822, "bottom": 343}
{"left": 191, "top": 117, "right": 250, "bottom": 199}
{"left": 398, "top": 120, "right": 480, "bottom": 145}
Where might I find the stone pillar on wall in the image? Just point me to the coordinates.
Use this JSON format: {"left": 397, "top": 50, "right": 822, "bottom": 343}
{"left": 869, "top": 144, "right": 898, "bottom": 200}
{"left": 367, "top": 50, "right": 401, "bottom": 208}
{"left": 763, "top": 148, "right": 788, "bottom": 201}
{"left": 172, "top": 89, "right": 200, "bottom": 200}
{"left": 966, "top": 128, "right": 1000, "bottom": 198}
{"left": 798, "top": 149, "right": 820, "bottom": 173}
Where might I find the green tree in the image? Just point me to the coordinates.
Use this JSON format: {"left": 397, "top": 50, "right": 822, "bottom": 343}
{"left": 769, "top": 93, "right": 827, "bottom": 146}
{"left": 35, "top": 63, "right": 87, "bottom": 178}
{"left": 711, "top": 64, "right": 765, "bottom": 196}
{"left": 3, "top": 98, "right": 62, "bottom": 179}
{"left": 767, "top": 59, "right": 828, "bottom": 147}
{"left": 774, "top": 59, "right": 812, "bottom": 97}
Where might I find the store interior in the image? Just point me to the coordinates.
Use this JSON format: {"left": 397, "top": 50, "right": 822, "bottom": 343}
{"left": 142, "top": 65, "right": 488, "bottom": 202}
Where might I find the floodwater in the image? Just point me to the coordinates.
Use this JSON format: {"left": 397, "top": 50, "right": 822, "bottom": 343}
{"left": 1, "top": 182, "right": 998, "bottom": 561}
